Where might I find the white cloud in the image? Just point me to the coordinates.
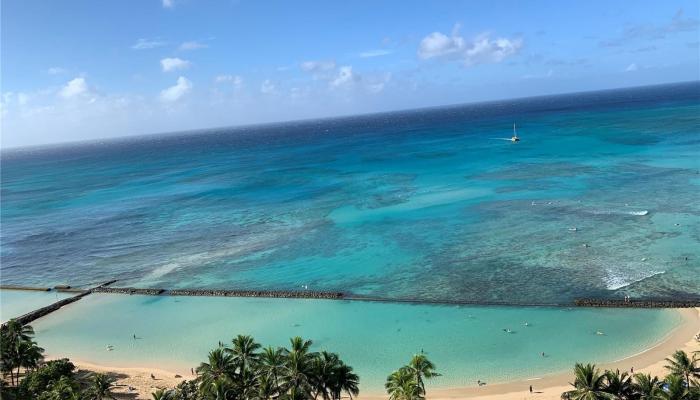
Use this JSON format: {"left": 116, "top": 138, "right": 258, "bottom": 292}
{"left": 131, "top": 38, "right": 166, "bottom": 50}
{"left": 418, "top": 31, "right": 464, "bottom": 59}
{"left": 17, "top": 93, "right": 30, "bottom": 106}
{"left": 330, "top": 66, "right": 357, "bottom": 88}
{"left": 59, "top": 77, "right": 89, "bottom": 99}
{"left": 162, "top": 0, "right": 174, "bottom": 8}
{"left": 626, "top": 63, "right": 638, "bottom": 72}
{"left": 215, "top": 75, "right": 243, "bottom": 87}
{"left": 179, "top": 41, "right": 208, "bottom": 51}
{"left": 359, "top": 49, "right": 392, "bottom": 58}
{"left": 418, "top": 26, "right": 522, "bottom": 66}
{"left": 260, "top": 79, "right": 276, "bottom": 94}
{"left": 300, "top": 60, "right": 337, "bottom": 73}
{"left": 160, "top": 76, "right": 192, "bottom": 102}
{"left": 47, "top": 67, "right": 66, "bottom": 75}
{"left": 366, "top": 73, "right": 392, "bottom": 94}
{"left": 161, "top": 57, "right": 191, "bottom": 72}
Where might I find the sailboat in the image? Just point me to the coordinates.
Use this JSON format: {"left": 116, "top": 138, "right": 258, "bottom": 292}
{"left": 510, "top": 123, "right": 520, "bottom": 142}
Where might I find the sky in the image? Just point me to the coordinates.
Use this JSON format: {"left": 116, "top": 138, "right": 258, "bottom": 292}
{"left": 1, "top": 0, "right": 699, "bottom": 148}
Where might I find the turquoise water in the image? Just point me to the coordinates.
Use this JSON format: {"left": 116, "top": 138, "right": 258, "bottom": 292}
{"left": 31, "top": 293, "right": 680, "bottom": 391}
{"left": 1, "top": 82, "right": 698, "bottom": 304}
{"left": 2, "top": 84, "right": 697, "bottom": 391}
{"left": 0, "top": 289, "right": 73, "bottom": 323}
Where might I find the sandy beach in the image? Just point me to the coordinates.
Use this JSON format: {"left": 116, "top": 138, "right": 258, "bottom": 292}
{"left": 63, "top": 307, "right": 699, "bottom": 400}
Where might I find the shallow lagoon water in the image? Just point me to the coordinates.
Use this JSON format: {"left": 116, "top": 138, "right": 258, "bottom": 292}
{"left": 0, "top": 289, "right": 73, "bottom": 323}
{"left": 32, "top": 293, "right": 680, "bottom": 391}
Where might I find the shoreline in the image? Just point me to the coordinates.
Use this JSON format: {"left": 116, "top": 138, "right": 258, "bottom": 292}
{"left": 58, "top": 307, "right": 699, "bottom": 400}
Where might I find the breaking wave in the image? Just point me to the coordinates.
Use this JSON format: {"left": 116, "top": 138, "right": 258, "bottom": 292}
{"left": 603, "top": 269, "right": 665, "bottom": 290}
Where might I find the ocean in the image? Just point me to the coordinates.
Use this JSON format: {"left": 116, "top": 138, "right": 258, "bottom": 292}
{"left": 2, "top": 81, "right": 698, "bottom": 304}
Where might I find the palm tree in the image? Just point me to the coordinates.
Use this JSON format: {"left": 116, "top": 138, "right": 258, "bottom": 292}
{"left": 310, "top": 351, "right": 339, "bottom": 400}
{"left": 260, "top": 346, "right": 286, "bottom": 393}
{"left": 561, "top": 364, "right": 614, "bottom": 400}
{"left": 385, "top": 368, "right": 423, "bottom": 400}
{"left": 665, "top": 350, "right": 699, "bottom": 388}
{"left": 282, "top": 349, "right": 313, "bottom": 398}
{"left": 1, "top": 320, "right": 39, "bottom": 385}
{"left": 17, "top": 340, "right": 44, "bottom": 373}
{"left": 603, "top": 369, "right": 632, "bottom": 399}
{"left": 2, "top": 320, "right": 35, "bottom": 344}
{"left": 86, "top": 373, "right": 116, "bottom": 400}
{"left": 632, "top": 373, "right": 663, "bottom": 400}
{"left": 287, "top": 337, "right": 314, "bottom": 354}
{"left": 281, "top": 338, "right": 316, "bottom": 399}
{"left": 3, "top": 338, "right": 44, "bottom": 386}
{"left": 404, "top": 354, "right": 440, "bottom": 394}
{"left": 197, "top": 347, "right": 236, "bottom": 399}
{"left": 228, "top": 335, "right": 262, "bottom": 398}
{"left": 37, "top": 375, "right": 81, "bottom": 400}
{"left": 256, "top": 374, "right": 276, "bottom": 400}
{"left": 330, "top": 362, "right": 359, "bottom": 400}
{"left": 659, "top": 374, "right": 694, "bottom": 400}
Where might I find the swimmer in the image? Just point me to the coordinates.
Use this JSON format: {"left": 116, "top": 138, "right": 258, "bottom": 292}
{"left": 524, "top": 322, "right": 530, "bottom": 326}
{"left": 596, "top": 331, "right": 605, "bottom": 336}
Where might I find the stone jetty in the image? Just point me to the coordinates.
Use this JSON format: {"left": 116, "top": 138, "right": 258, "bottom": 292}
{"left": 0, "top": 285, "right": 51, "bottom": 291}
{"left": 89, "top": 287, "right": 344, "bottom": 299}
{"left": 92, "top": 287, "right": 165, "bottom": 295}
{"left": 574, "top": 298, "right": 700, "bottom": 308}
{"left": 166, "top": 288, "right": 344, "bottom": 299}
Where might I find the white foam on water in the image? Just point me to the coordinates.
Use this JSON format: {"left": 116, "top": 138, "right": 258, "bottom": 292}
{"left": 603, "top": 268, "right": 665, "bottom": 290}
{"left": 141, "top": 227, "right": 296, "bottom": 282}
{"left": 588, "top": 209, "right": 649, "bottom": 216}
{"left": 627, "top": 210, "right": 649, "bottom": 216}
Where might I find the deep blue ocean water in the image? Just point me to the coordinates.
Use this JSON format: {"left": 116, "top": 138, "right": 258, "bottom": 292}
{"left": 2, "top": 82, "right": 699, "bottom": 304}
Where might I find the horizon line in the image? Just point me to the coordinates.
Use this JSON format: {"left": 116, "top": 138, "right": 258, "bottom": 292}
{"left": 2, "top": 79, "right": 698, "bottom": 152}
